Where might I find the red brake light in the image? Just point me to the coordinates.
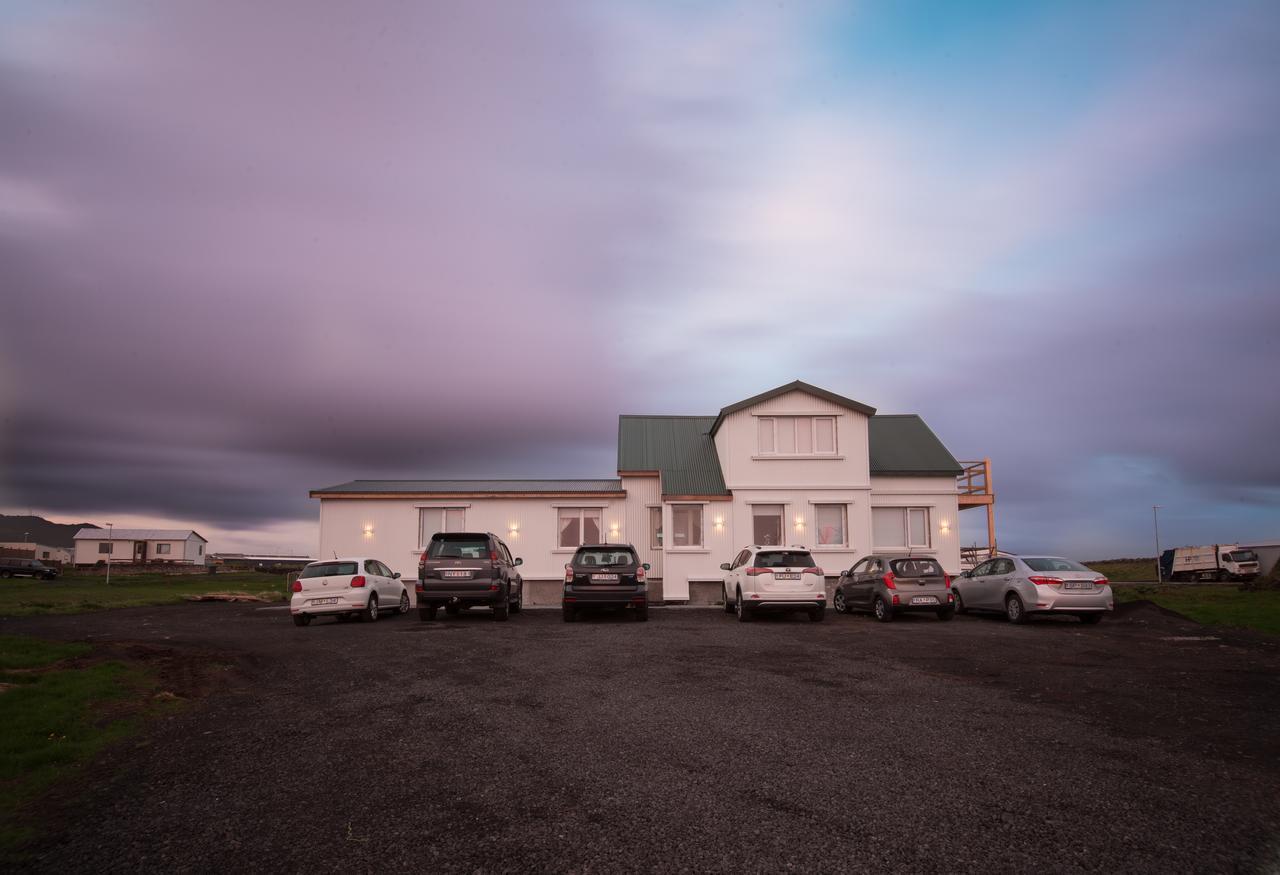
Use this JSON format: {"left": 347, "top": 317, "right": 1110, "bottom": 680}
{"left": 490, "top": 550, "right": 499, "bottom": 563}
{"left": 420, "top": 551, "right": 429, "bottom": 564}
{"left": 564, "top": 564, "right": 573, "bottom": 584}
{"left": 803, "top": 567, "right": 823, "bottom": 576}
{"left": 745, "top": 567, "right": 765, "bottom": 576}
{"left": 883, "top": 572, "right": 896, "bottom": 589}
{"left": 290, "top": 580, "right": 302, "bottom": 592}
{"left": 1028, "top": 576, "right": 1061, "bottom": 587}
{"left": 350, "top": 575, "right": 366, "bottom": 588}
{"left": 1095, "top": 577, "right": 1109, "bottom": 587}
{"left": 943, "top": 574, "right": 951, "bottom": 589}
{"left": 636, "top": 566, "right": 646, "bottom": 583}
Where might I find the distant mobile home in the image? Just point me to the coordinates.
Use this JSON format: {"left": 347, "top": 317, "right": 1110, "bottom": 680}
{"left": 73, "top": 529, "right": 208, "bottom": 566}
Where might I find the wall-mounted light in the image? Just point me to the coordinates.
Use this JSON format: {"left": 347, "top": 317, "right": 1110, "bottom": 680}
{"left": 362, "top": 524, "right": 374, "bottom": 537}
{"left": 794, "top": 515, "right": 806, "bottom": 528}
{"left": 509, "top": 523, "right": 520, "bottom": 537}
{"left": 609, "top": 522, "right": 621, "bottom": 540}
{"left": 713, "top": 515, "right": 725, "bottom": 531}
{"left": 939, "top": 519, "right": 951, "bottom": 535}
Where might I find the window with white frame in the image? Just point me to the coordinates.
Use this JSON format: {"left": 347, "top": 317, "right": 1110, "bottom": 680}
{"left": 649, "top": 507, "right": 663, "bottom": 550}
{"left": 419, "top": 507, "right": 466, "bottom": 549}
{"left": 752, "top": 504, "right": 784, "bottom": 546}
{"left": 814, "top": 504, "right": 848, "bottom": 547}
{"left": 98, "top": 543, "right": 112, "bottom": 555}
{"left": 871, "top": 507, "right": 931, "bottom": 549}
{"left": 670, "top": 505, "right": 703, "bottom": 548}
{"left": 757, "top": 416, "right": 837, "bottom": 456}
{"left": 558, "top": 507, "right": 602, "bottom": 548}
{"left": 156, "top": 543, "right": 171, "bottom": 555}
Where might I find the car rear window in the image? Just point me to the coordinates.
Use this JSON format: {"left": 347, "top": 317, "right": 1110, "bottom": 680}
{"left": 754, "top": 551, "right": 815, "bottom": 568}
{"left": 300, "top": 561, "right": 357, "bottom": 578}
{"left": 574, "top": 548, "right": 638, "bottom": 567}
{"left": 427, "top": 537, "right": 490, "bottom": 559}
{"left": 1023, "top": 558, "right": 1091, "bottom": 573}
{"left": 890, "top": 558, "right": 945, "bottom": 577}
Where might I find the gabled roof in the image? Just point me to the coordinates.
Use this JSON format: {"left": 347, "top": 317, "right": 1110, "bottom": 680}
{"left": 868, "top": 415, "right": 963, "bottom": 476}
{"left": 310, "top": 479, "right": 624, "bottom": 497}
{"left": 709, "top": 380, "right": 876, "bottom": 435}
{"left": 617, "top": 416, "right": 729, "bottom": 497}
{"left": 74, "top": 528, "right": 206, "bottom": 542}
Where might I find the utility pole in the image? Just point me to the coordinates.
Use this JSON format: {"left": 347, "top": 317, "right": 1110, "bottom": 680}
{"left": 1152, "top": 506, "right": 1162, "bottom": 583}
{"left": 105, "top": 523, "right": 113, "bottom": 586}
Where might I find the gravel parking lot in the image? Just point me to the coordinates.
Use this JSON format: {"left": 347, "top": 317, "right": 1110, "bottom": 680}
{"left": 6, "top": 602, "right": 1280, "bottom": 873}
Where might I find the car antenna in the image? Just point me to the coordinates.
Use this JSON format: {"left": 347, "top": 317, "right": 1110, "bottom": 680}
{"left": 333, "top": 551, "right": 338, "bottom": 559}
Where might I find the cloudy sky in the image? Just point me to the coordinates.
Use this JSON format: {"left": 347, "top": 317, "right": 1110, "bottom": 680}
{"left": 1, "top": 0, "right": 1277, "bottom": 557}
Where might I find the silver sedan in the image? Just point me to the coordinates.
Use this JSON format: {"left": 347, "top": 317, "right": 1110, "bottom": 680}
{"left": 953, "top": 554, "right": 1113, "bottom": 625}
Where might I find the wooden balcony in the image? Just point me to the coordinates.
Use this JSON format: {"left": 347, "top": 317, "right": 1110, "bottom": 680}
{"left": 957, "top": 458, "right": 997, "bottom": 562}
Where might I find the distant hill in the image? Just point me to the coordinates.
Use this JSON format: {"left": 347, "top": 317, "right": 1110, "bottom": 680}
{"left": 0, "top": 515, "right": 98, "bottom": 548}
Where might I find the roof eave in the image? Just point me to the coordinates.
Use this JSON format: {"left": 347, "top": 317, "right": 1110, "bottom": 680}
{"left": 709, "top": 380, "right": 877, "bottom": 435}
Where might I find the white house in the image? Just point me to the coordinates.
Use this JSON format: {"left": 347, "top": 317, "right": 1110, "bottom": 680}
{"left": 73, "top": 529, "right": 209, "bottom": 567}
{"left": 311, "top": 382, "right": 965, "bottom": 605}
{"left": 0, "top": 542, "right": 73, "bottom": 565}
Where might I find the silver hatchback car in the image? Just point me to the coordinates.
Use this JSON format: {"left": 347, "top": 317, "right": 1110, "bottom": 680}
{"left": 953, "top": 555, "right": 1113, "bottom": 625}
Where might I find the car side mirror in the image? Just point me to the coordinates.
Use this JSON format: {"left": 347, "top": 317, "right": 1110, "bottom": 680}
{"left": 514, "top": 557, "right": 523, "bottom": 566}
{"left": 393, "top": 572, "right": 402, "bottom": 579}
{"left": 642, "top": 563, "right": 650, "bottom": 571}
{"left": 720, "top": 563, "right": 731, "bottom": 571}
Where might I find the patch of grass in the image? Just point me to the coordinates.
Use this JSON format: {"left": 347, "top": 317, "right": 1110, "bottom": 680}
{"left": 0, "top": 572, "right": 288, "bottom": 617}
{"left": 1083, "top": 558, "right": 1158, "bottom": 582}
{"left": 1114, "top": 584, "right": 1280, "bottom": 637}
{"left": 0, "top": 636, "right": 170, "bottom": 858}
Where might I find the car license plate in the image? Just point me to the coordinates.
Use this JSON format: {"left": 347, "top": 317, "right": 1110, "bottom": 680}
{"left": 313, "top": 597, "right": 339, "bottom": 605}
{"left": 774, "top": 573, "right": 801, "bottom": 580}
{"left": 1063, "top": 581, "right": 1091, "bottom": 590}
{"left": 590, "top": 573, "right": 619, "bottom": 582}
{"left": 442, "top": 570, "right": 472, "bottom": 579}
{"left": 911, "top": 596, "right": 939, "bottom": 606}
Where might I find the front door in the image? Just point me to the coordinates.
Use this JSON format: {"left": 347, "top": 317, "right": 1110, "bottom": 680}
{"left": 134, "top": 541, "right": 146, "bottom": 562}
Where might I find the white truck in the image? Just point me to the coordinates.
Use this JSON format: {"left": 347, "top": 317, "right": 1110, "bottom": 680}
{"left": 1160, "top": 545, "right": 1260, "bottom": 582}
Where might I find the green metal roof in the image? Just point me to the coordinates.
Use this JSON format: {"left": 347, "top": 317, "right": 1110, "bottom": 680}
{"left": 311, "top": 479, "right": 624, "bottom": 496}
{"left": 617, "top": 416, "right": 729, "bottom": 496}
{"left": 868, "top": 416, "right": 963, "bottom": 476}
{"left": 709, "top": 380, "right": 877, "bottom": 435}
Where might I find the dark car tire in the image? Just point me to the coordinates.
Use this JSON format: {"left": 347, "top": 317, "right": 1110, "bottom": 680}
{"left": 510, "top": 587, "right": 523, "bottom": 614}
{"left": 397, "top": 591, "right": 410, "bottom": 615}
{"left": 937, "top": 607, "right": 955, "bottom": 622}
{"left": 723, "top": 589, "right": 735, "bottom": 614}
{"left": 953, "top": 590, "right": 966, "bottom": 615}
{"left": 735, "top": 589, "right": 751, "bottom": 623}
{"left": 0, "top": 571, "right": 10, "bottom": 578}
{"left": 562, "top": 606, "right": 576, "bottom": 623}
{"left": 834, "top": 591, "right": 848, "bottom": 614}
{"left": 418, "top": 605, "right": 437, "bottom": 621}
{"left": 1005, "top": 593, "right": 1028, "bottom": 625}
{"left": 493, "top": 600, "right": 509, "bottom": 621}
{"left": 809, "top": 607, "right": 825, "bottom": 622}
{"left": 292, "top": 615, "right": 311, "bottom": 627}
{"left": 1079, "top": 613, "right": 1103, "bottom": 625}
{"left": 635, "top": 603, "right": 649, "bottom": 622}
{"left": 361, "top": 595, "right": 379, "bottom": 622}
{"left": 873, "top": 595, "right": 893, "bottom": 622}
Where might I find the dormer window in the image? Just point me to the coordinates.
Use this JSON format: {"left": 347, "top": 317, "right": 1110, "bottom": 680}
{"left": 757, "top": 416, "right": 836, "bottom": 456}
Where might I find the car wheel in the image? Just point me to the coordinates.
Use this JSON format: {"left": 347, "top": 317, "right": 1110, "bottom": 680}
{"left": 0, "top": 571, "right": 10, "bottom": 578}
{"left": 361, "top": 595, "right": 379, "bottom": 622}
{"left": 723, "top": 588, "right": 735, "bottom": 614}
{"left": 735, "top": 589, "right": 751, "bottom": 623}
{"left": 834, "top": 591, "right": 848, "bottom": 614}
{"left": 953, "top": 590, "right": 966, "bottom": 615}
{"left": 493, "top": 600, "right": 509, "bottom": 621}
{"left": 809, "top": 607, "right": 825, "bottom": 622}
{"left": 397, "top": 591, "right": 410, "bottom": 615}
{"left": 1079, "top": 613, "right": 1103, "bottom": 625}
{"left": 511, "top": 586, "right": 523, "bottom": 614}
{"left": 1217, "top": 570, "right": 1230, "bottom": 582}
{"left": 292, "top": 614, "right": 311, "bottom": 627}
{"left": 1005, "top": 593, "right": 1028, "bottom": 625}
{"left": 936, "top": 607, "right": 955, "bottom": 622}
{"left": 418, "top": 605, "right": 437, "bottom": 621}
{"left": 635, "top": 603, "right": 649, "bottom": 622}
{"left": 873, "top": 595, "right": 893, "bottom": 622}
{"left": 562, "top": 606, "right": 576, "bottom": 623}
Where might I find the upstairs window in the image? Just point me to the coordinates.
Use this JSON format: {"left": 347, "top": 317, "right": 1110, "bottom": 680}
{"left": 757, "top": 417, "right": 837, "bottom": 456}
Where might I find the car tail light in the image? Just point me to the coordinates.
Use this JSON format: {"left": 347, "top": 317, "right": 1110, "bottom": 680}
{"left": 291, "top": 580, "right": 302, "bottom": 593}
{"left": 1028, "top": 576, "right": 1061, "bottom": 588}
{"left": 745, "top": 567, "right": 766, "bottom": 576}
{"left": 564, "top": 564, "right": 574, "bottom": 584}
{"left": 490, "top": 550, "right": 499, "bottom": 563}
{"left": 803, "top": 567, "right": 823, "bottom": 576}
{"left": 943, "top": 574, "right": 952, "bottom": 589}
{"left": 1095, "top": 577, "right": 1109, "bottom": 587}
{"left": 420, "top": 551, "right": 429, "bottom": 565}
{"left": 350, "top": 575, "right": 366, "bottom": 588}
{"left": 415, "top": 582, "right": 424, "bottom": 593}
{"left": 891, "top": 593, "right": 900, "bottom": 605}
{"left": 636, "top": 566, "right": 646, "bottom": 583}
{"left": 882, "top": 572, "right": 896, "bottom": 589}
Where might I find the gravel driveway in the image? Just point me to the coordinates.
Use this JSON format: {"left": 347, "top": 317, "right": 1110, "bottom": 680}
{"left": 6, "top": 602, "right": 1280, "bottom": 873}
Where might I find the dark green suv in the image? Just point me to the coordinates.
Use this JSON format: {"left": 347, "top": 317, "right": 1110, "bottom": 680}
{"left": 0, "top": 558, "right": 59, "bottom": 580}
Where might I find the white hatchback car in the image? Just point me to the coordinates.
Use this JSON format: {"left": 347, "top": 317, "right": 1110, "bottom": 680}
{"left": 290, "top": 557, "right": 411, "bottom": 626}
{"left": 720, "top": 545, "right": 826, "bottom": 622}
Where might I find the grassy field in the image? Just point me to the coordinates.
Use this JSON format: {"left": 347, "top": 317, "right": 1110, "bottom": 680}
{"left": 1114, "top": 585, "right": 1280, "bottom": 637}
{"left": 1083, "top": 558, "right": 1159, "bottom": 581}
{"left": 0, "top": 635, "right": 173, "bottom": 859}
{"left": 0, "top": 572, "right": 288, "bottom": 617}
